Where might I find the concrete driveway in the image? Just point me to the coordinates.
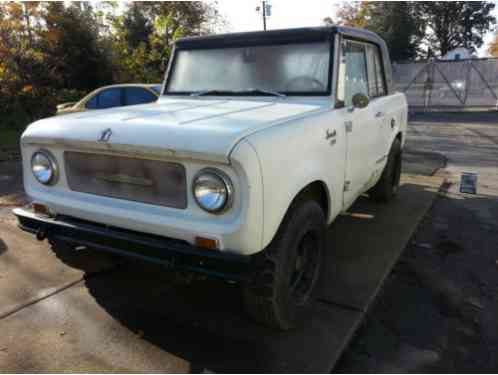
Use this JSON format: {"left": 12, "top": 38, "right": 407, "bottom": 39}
{"left": 0, "top": 137, "right": 445, "bottom": 372}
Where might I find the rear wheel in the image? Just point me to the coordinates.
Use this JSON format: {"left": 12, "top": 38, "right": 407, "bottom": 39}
{"left": 369, "top": 139, "right": 402, "bottom": 203}
{"left": 243, "top": 200, "right": 325, "bottom": 330}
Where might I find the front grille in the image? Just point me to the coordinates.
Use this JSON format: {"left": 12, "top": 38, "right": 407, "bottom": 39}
{"left": 65, "top": 151, "right": 187, "bottom": 209}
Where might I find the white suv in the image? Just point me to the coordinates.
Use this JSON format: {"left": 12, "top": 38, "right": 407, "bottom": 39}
{"left": 15, "top": 26, "right": 407, "bottom": 330}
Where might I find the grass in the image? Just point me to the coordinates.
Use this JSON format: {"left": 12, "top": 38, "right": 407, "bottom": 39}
{"left": 0, "top": 128, "right": 22, "bottom": 149}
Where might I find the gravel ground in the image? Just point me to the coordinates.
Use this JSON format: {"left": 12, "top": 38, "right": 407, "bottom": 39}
{"left": 336, "top": 113, "right": 498, "bottom": 373}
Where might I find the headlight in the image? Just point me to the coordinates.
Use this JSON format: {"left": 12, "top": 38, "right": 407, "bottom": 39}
{"left": 193, "top": 168, "right": 233, "bottom": 213}
{"left": 31, "top": 150, "right": 58, "bottom": 185}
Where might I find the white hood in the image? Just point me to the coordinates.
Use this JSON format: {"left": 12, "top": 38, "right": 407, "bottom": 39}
{"left": 22, "top": 97, "right": 328, "bottom": 163}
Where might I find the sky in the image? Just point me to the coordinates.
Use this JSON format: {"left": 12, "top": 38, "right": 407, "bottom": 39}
{"left": 215, "top": 0, "right": 498, "bottom": 57}
{"left": 216, "top": 0, "right": 337, "bottom": 32}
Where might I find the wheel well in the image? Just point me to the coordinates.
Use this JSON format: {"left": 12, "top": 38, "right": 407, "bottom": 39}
{"left": 291, "top": 181, "right": 329, "bottom": 220}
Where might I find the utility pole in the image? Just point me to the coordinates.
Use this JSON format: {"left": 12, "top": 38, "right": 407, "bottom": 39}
{"left": 256, "top": 1, "right": 271, "bottom": 31}
{"left": 262, "top": 1, "right": 267, "bottom": 31}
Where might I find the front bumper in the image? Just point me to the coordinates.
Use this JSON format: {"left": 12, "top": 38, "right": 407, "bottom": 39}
{"left": 13, "top": 207, "right": 251, "bottom": 281}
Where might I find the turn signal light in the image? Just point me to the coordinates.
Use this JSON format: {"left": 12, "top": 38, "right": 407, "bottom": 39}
{"left": 195, "top": 236, "right": 219, "bottom": 250}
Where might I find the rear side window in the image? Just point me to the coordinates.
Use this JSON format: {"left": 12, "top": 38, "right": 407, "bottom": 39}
{"left": 365, "top": 44, "right": 386, "bottom": 98}
{"left": 98, "top": 88, "right": 122, "bottom": 109}
{"left": 124, "top": 87, "right": 157, "bottom": 106}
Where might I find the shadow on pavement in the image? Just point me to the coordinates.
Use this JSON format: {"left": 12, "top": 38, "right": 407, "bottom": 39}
{"left": 49, "top": 239, "right": 116, "bottom": 273}
{"left": 47, "top": 179, "right": 440, "bottom": 373}
{"left": 410, "top": 111, "right": 498, "bottom": 125}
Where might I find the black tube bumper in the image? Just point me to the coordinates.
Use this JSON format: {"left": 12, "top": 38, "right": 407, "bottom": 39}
{"left": 13, "top": 207, "right": 252, "bottom": 281}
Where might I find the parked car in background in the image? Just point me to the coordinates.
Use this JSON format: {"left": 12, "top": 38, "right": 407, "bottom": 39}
{"left": 56, "top": 84, "right": 162, "bottom": 115}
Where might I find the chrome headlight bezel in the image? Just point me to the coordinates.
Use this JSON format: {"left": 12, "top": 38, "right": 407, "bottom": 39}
{"left": 31, "top": 149, "right": 59, "bottom": 185}
{"left": 192, "top": 168, "right": 234, "bottom": 214}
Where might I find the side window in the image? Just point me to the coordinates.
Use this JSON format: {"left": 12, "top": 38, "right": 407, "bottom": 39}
{"left": 365, "top": 44, "right": 387, "bottom": 98}
{"left": 98, "top": 88, "right": 122, "bottom": 109}
{"left": 85, "top": 95, "right": 98, "bottom": 109}
{"left": 124, "top": 87, "right": 157, "bottom": 106}
{"left": 366, "top": 45, "right": 378, "bottom": 98}
{"left": 374, "top": 48, "right": 386, "bottom": 96}
{"left": 338, "top": 40, "right": 368, "bottom": 107}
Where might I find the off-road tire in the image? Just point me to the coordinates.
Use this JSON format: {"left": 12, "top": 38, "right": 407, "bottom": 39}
{"left": 369, "top": 138, "right": 402, "bottom": 203}
{"left": 243, "top": 200, "right": 326, "bottom": 330}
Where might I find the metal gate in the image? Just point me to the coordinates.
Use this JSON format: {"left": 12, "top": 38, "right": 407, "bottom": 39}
{"left": 393, "top": 58, "right": 498, "bottom": 111}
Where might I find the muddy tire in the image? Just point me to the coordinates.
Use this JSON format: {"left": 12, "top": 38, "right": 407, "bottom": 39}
{"left": 369, "top": 139, "right": 402, "bottom": 203}
{"left": 243, "top": 200, "right": 326, "bottom": 330}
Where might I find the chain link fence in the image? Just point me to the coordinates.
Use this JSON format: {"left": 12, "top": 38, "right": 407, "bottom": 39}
{"left": 393, "top": 58, "right": 498, "bottom": 111}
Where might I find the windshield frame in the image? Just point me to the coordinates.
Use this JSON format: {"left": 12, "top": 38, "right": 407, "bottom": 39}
{"left": 163, "top": 33, "right": 335, "bottom": 97}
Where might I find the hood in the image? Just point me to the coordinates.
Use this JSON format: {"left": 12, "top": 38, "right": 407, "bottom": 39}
{"left": 22, "top": 97, "right": 329, "bottom": 163}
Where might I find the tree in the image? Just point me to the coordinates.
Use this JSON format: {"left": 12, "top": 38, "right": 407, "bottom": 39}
{"left": 0, "top": 2, "right": 113, "bottom": 124}
{"left": 329, "top": 2, "right": 370, "bottom": 28}
{"left": 109, "top": 1, "right": 224, "bottom": 82}
{"left": 414, "top": 1, "right": 496, "bottom": 56}
{"left": 0, "top": 1, "right": 224, "bottom": 128}
{"left": 489, "top": 32, "right": 498, "bottom": 57}
{"left": 41, "top": 2, "right": 113, "bottom": 90}
{"left": 330, "top": 2, "right": 423, "bottom": 62}
{"left": 367, "top": 2, "right": 423, "bottom": 61}
{"left": 0, "top": 2, "right": 51, "bottom": 122}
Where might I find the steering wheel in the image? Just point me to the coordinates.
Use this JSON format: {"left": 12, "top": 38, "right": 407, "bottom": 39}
{"left": 285, "top": 76, "right": 326, "bottom": 92}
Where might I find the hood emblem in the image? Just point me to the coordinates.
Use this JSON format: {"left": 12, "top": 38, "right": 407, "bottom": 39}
{"left": 99, "top": 128, "right": 113, "bottom": 142}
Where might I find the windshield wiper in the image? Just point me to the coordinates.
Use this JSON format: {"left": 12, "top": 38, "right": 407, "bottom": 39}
{"left": 190, "top": 88, "right": 286, "bottom": 97}
{"left": 239, "top": 88, "right": 286, "bottom": 97}
{"left": 190, "top": 90, "right": 226, "bottom": 97}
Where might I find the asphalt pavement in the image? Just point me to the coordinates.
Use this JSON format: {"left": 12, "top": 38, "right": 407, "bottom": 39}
{"left": 337, "top": 112, "right": 498, "bottom": 373}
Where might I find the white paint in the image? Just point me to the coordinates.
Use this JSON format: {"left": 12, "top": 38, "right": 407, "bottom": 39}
{"left": 21, "top": 29, "right": 408, "bottom": 255}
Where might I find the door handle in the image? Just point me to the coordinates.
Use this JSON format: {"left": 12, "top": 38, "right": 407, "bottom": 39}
{"left": 375, "top": 111, "right": 384, "bottom": 118}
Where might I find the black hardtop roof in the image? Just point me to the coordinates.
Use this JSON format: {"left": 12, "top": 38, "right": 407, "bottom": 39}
{"left": 175, "top": 26, "right": 386, "bottom": 50}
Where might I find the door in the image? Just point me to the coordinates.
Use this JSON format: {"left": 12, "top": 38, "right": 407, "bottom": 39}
{"left": 337, "top": 39, "right": 380, "bottom": 209}
{"left": 365, "top": 43, "right": 391, "bottom": 171}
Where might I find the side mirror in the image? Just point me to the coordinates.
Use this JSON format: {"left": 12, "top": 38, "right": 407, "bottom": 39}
{"left": 352, "top": 93, "right": 369, "bottom": 109}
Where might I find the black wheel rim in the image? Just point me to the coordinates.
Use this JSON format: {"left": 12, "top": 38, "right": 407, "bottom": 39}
{"left": 289, "top": 231, "right": 320, "bottom": 305}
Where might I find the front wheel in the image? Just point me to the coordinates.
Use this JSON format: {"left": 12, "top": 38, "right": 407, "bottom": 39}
{"left": 242, "top": 200, "right": 326, "bottom": 330}
{"left": 369, "top": 139, "right": 402, "bottom": 203}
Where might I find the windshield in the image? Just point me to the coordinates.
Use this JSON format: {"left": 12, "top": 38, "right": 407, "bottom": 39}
{"left": 165, "top": 41, "right": 331, "bottom": 96}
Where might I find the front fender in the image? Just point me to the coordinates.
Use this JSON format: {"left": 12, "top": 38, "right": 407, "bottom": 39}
{"left": 244, "top": 114, "right": 345, "bottom": 250}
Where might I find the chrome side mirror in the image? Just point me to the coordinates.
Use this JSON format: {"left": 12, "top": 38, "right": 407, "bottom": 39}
{"left": 352, "top": 93, "right": 369, "bottom": 109}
